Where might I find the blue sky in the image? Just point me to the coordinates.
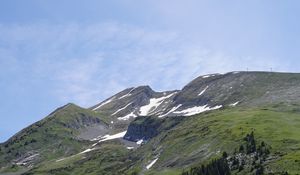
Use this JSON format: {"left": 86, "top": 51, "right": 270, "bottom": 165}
{"left": 0, "top": 0, "right": 300, "bottom": 142}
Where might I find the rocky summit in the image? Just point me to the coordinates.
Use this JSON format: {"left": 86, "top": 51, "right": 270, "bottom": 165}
{"left": 1, "top": 71, "right": 300, "bottom": 175}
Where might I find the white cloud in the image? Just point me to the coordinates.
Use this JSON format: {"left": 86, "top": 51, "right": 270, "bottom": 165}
{"left": 0, "top": 22, "right": 288, "bottom": 107}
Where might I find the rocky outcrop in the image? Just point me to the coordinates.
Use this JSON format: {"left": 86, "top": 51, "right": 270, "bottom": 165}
{"left": 124, "top": 116, "right": 183, "bottom": 142}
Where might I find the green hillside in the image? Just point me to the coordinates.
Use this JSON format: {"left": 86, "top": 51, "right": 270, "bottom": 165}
{"left": 2, "top": 72, "right": 300, "bottom": 175}
{"left": 0, "top": 104, "right": 108, "bottom": 174}
{"left": 138, "top": 103, "right": 300, "bottom": 174}
{"left": 19, "top": 102, "right": 300, "bottom": 175}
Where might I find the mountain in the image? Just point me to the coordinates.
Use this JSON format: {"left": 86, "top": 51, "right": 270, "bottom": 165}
{"left": 0, "top": 104, "right": 109, "bottom": 170}
{"left": 89, "top": 85, "right": 178, "bottom": 132}
{"left": 1, "top": 71, "right": 300, "bottom": 175}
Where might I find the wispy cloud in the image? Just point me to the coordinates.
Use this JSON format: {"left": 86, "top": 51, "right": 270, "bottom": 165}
{"left": 0, "top": 22, "right": 287, "bottom": 107}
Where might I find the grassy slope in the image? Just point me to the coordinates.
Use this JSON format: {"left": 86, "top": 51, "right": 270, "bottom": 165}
{"left": 131, "top": 104, "right": 300, "bottom": 174}
{"left": 0, "top": 104, "right": 109, "bottom": 174}
{"left": 23, "top": 103, "right": 300, "bottom": 175}
{"left": 22, "top": 141, "right": 136, "bottom": 175}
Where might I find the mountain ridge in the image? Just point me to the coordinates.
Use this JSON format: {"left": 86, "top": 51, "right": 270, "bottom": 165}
{"left": 1, "top": 71, "right": 300, "bottom": 175}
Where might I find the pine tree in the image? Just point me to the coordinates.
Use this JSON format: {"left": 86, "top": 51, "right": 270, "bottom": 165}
{"left": 182, "top": 157, "right": 231, "bottom": 175}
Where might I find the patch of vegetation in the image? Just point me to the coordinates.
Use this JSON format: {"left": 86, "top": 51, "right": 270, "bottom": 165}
{"left": 126, "top": 104, "right": 300, "bottom": 174}
{"left": 227, "top": 132, "right": 271, "bottom": 174}
{"left": 0, "top": 104, "right": 108, "bottom": 173}
{"left": 180, "top": 132, "right": 272, "bottom": 175}
{"left": 2, "top": 103, "right": 300, "bottom": 175}
{"left": 181, "top": 157, "right": 230, "bottom": 175}
{"left": 24, "top": 142, "right": 136, "bottom": 175}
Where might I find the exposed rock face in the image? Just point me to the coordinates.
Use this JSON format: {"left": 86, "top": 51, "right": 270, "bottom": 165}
{"left": 124, "top": 116, "right": 183, "bottom": 142}
{"left": 124, "top": 116, "right": 161, "bottom": 142}
{"left": 65, "top": 115, "right": 104, "bottom": 129}
{"left": 77, "top": 123, "right": 109, "bottom": 141}
{"left": 90, "top": 86, "right": 156, "bottom": 113}
{"left": 12, "top": 151, "right": 40, "bottom": 167}
{"left": 174, "top": 72, "right": 300, "bottom": 108}
{"left": 89, "top": 85, "right": 179, "bottom": 131}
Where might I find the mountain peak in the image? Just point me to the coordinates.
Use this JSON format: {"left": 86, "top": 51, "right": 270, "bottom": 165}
{"left": 2, "top": 71, "right": 300, "bottom": 174}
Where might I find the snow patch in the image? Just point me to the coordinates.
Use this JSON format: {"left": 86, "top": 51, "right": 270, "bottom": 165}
{"left": 139, "top": 92, "right": 176, "bottom": 116}
{"left": 93, "top": 98, "right": 114, "bottom": 111}
{"left": 56, "top": 130, "right": 129, "bottom": 163}
{"left": 173, "top": 105, "right": 222, "bottom": 116}
{"left": 56, "top": 157, "right": 66, "bottom": 162}
{"left": 202, "top": 75, "right": 213, "bottom": 78}
{"left": 91, "top": 135, "right": 103, "bottom": 141}
{"left": 56, "top": 131, "right": 128, "bottom": 162}
{"left": 198, "top": 86, "right": 209, "bottom": 96}
{"left": 91, "top": 130, "right": 127, "bottom": 145}
{"left": 136, "top": 139, "right": 144, "bottom": 145}
{"left": 15, "top": 153, "right": 39, "bottom": 165}
{"left": 146, "top": 158, "right": 158, "bottom": 169}
{"left": 127, "top": 147, "right": 134, "bottom": 150}
{"left": 97, "top": 131, "right": 127, "bottom": 142}
{"left": 79, "top": 148, "right": 95, "bottom": 154}
{"left": 202, "top": 74, "right": 217, "bottom": 78}
{"left": 112, "top": 103, "right": 132, "bottom": 116}
{"left": 56, "top": 148, "right": 96, "bottom": 162}
{"left": 117, "top": 112, "right": 137, "bottom": 121}
{"left": 229, "top": 101, "right": 239, "bottom": 106}
{"left": 158, "top": 104, "right": 182, "bottom": 118}
{"left": 202, "top": 73, "right": 224, "bottom": 79}
{"left": 119, "top": 87, "right": 136, "bottom": 99}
